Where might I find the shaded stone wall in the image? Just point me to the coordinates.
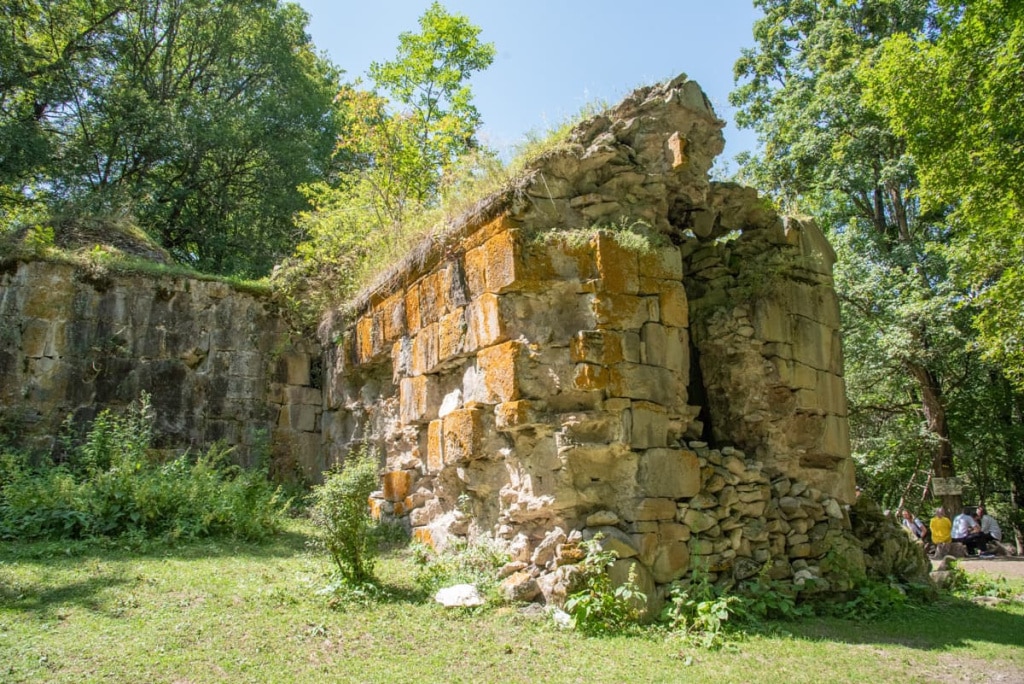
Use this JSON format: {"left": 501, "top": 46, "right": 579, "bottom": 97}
{"left": 0, "top": 260, "right": 321, "bottom": 476}
{"left": 321, "top": 76, "right": 900, "bottom": 604}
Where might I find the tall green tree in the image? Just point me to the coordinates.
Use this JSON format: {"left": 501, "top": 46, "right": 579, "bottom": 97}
{"left": 862, "top": 0, "right": 1024, "bottom": 387}
{"left": 289, "top": 2, "right": 494, "bottom": 310}
{"left": 730, "top": 0, "right": 970, "bottom": 514}
{"left": 1, "top": 0, "right": 343, "bottom": 276}
{"left": 862, "top": 0, "right": 1024, "bottom": 547}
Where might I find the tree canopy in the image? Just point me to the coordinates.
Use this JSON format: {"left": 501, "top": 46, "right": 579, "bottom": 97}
{"left": 732, "top": 0, "right": 1024, "bottom": 540}
{"left": 0, "top": 0, "right": 343, "bottom": 276}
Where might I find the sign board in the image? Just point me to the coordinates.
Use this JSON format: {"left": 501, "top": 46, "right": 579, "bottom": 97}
{"left": 931, "top": 477, "right": 963, "bottom": 497}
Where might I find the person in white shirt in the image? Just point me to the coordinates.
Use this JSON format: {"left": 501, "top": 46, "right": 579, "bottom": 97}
{"left": 976, "top": 505, "right": 1002, "bottom": 546}
{"left": 952, "top": 507, "right": 986, "bottom": 555}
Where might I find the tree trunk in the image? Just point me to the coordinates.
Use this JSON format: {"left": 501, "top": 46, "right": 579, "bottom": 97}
{"left": 909, "top": 362, "right": 961, "bottom": 516}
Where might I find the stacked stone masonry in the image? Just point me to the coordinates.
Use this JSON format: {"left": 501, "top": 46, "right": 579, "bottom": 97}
{"left": 323, "top": 75, "right": 918, "bottom": 606}
{"left": 0, "top": 261, "right": 322, "bottom": 477}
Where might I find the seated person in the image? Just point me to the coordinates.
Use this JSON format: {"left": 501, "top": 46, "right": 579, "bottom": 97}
{"left": 900, "top": 509, "right": 927, "bottom": 541}
{"left": 952, "top": 506, "right": 987, "bottom": 555}
{"left": 930, "top": 507, "right": 952, "bottom": 546}
{"left": 976, "top": 506, "right": 1002, "bottom": 552}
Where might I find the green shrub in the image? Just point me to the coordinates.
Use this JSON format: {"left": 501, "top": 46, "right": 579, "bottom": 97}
{"left": 564, "top": 536, "right": 647, "bottom": 636}
{"left": 661, "top": 566, "right": 743, "bottom": 649}
{"left": 0, "top": 395, "right": 288, "bottom": 541}
{"left": 309, "top": 448, "right": 380, "bottom": 585}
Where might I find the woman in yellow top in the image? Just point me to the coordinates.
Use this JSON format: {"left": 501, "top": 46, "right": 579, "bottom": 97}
{"left": 930, "top": 507, "right": 952, "bottom": 543}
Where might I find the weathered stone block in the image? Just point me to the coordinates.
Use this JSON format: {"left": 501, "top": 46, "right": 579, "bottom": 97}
{"left": 282, "top": 352, "right": 310, "bottom": 386}
{"left": 608, "top": 363, "right": 683, "bottom": 408}
{"left": 383, "top": 470, "right": 413, "bottom": 502}
{"left": 590, "top": 293, "right": 649, "bottom": 330}
{"left": 277, "top": 403, "right": 317, "bottom": 432}
{"left": 476, "top": 341, "right": 525, "bottom": 403}
{"left": 495, "top": 400, "right": 540, "bottom": 431}
{"left": 656, "top": 281, "right": 689, "bottom": 328}
{"left": 630, "top": 402, "right": 669, "bottom": 449}
{"left": 571, "top": 329, "right": 626, "bottom": 365}
{"left": 639, "top": 448, "right": 699, "bottom": 499}
{"left": 437, "top": 307, "right": 466, "bottom": 362}
{"left": 651, "top": 540, "right": 690, "bottom": 583}
{"left": 466, "top": 293, "right": 507, "bottom": 351}
{"left": 592, "top": 232, "right": 639, "bottom": 294}
{"left": 624, "top": 497, "right": 678, "bottom": 522}
{"left": 572, "top": 363, "right": 609, "bottom": 392}
{"left": 404, "top": 282, "right": 423, "bottom": 334}
{"left": 638, "top": 246, "right": 683, "bottom": 282}
{"left": 443, "top": 408, "right": 484, "bottom": 464}
{"left": 483, "top": 230, "right": 519, "bottom": 293}
{"left": 410, "top": 322, "right": 439, "bottom": 376}
{"left": 400, "top": 375, "right": 439, "bottom": 425}
{"left": 426, "top": 419, "right": 444, "bottom": 472}
{"left": 380, "top": 292, "right": 406, "bottom": 342}
{"left": 640, "top": 323, "right": 687, "bottom": 372}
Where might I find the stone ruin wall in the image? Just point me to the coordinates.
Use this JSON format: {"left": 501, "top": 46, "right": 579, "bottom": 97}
{"left": 0, "top": 75, "right": 927, "bottom": 604}
{"left": 0, "top": 260, "right": 322, "bottom": 477}
{"left": 323, "top": 76, "right": 877, "bottom": 603}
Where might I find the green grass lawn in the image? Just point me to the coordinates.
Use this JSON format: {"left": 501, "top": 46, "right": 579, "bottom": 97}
{"left": 2, "top": 519, "right": 1022, "bottom": 683}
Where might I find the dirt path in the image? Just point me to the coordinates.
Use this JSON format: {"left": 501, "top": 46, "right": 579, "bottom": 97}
{"left": 932, "top": 556, "right": 1024, "bottom": 580}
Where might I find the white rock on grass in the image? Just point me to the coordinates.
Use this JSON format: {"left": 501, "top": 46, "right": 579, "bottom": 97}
{"left": 434, "top": 584, "right": 484, "bottom": 607}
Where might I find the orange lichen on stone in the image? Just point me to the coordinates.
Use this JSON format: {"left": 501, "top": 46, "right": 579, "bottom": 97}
{"left": 355, "top": 314, "right": 379, "bottom": 365}
{"left": 437, "top": 307, "right": 466, "bottom": 362}
{"left": 638, "top": 246, "right": 684, "bottom": 282}
{"left": 461, "top": 212, "right": 516, "bottom": 252}
{"left": 592, "top": 233, "right": 639, "bottom": 294}
{"left": 656, "top": 281, "right": 689, "bottom": 328}
{"left": 572, "top": 363, "right": 609, "bottom": 392}
{"left": 410, "top": 322, "right": 439, "bottom": 376}
{"left": 667, "top": 131, "right": 688, "bottom": 170}
{"left": 382, "top": 470, "right": 413, "bottom": 502}
{"left": 380, "top": 292, "right": 406, "bottom": 342}
{"left": 442, "top": 408, "right": 483, "bottom": 464}
{"left": 466, "top": 293, "right": 506, "bottom": 351}
{"left": 494, "top": 400, "right": 538, "bottom": 431}
{"left": 476, "top": 341, "right": 525, "bottom": 403}
{"left": 417, "top": 271, "right": 444, "bottom": 326}
{"left": 463, "top": 244, "right": 487, "bottom": 296}
{"left": 368, "top": 497, "right": 384, "bottom": 521}
{"left": 404, "top": 283, "right": 423, "bottom": 335}
{"left": 483, "top": 230, "right": 518, "bottom": 293}
{"left": 412, "top": 527, "right": 435, "bottom": 547}
{"left": 571, "top": 330, "right": 626, "bottom": 365}
{"left": 591, "top": 292, "right": 649, "bottom": 330}
{"left": 400, "top": 375, "right": 438, "bottom": 425}
{"left": 426, "top": 419, "right": 444, "bottom": 472}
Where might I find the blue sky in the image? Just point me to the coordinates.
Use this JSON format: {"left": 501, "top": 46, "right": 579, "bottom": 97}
{"left": 295, "top": 1, "right": 763, "bottom": 167}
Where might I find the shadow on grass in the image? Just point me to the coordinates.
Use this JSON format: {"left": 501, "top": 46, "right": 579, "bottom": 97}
{"left": 778, "top": 599, "right": 1024, "bottom": 651}
{"left": 0, "top": 525, "right": 313, "bottom": 564}
{"left": 0, "top": 572, "right": 130, "bottom": 617}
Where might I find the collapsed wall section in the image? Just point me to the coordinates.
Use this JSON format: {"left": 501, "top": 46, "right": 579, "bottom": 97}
{"left": 0, "top": 260, "right": 322, "bottom": 476}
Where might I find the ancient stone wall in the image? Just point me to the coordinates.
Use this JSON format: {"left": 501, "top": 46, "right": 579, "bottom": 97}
{"left": 321, "top": 76, "right": 901, "bottom": 605}
{"left": 0, "top": 260, "right": 321, "bottom": 476}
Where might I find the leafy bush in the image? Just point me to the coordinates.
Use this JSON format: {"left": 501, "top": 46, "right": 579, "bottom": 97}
{"left": 0, "top": 394, "right": 288, "bottom": 541}
{"left": 564, "top": 536, "right": 647, "bottom": 636}
{"left": 661, "top": 566, "right": 743, "bottom": 649}
{"left": 309, "top": 448, "right": 380, "bottom": 585}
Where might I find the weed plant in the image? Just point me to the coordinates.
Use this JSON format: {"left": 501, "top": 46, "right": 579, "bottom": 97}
{"left": 564, "top": 536, "right": 647, "bottom": 635}
{"left": 308, "top": 447, "right": 380, "bottom": 587}
{"left": 0, "top": 394, "right": 288, "bottom": 542}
